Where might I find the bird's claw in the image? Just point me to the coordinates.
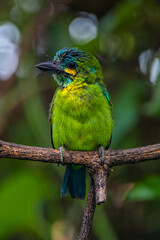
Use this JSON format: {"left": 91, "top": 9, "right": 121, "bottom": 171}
{"left": 59, "top": 146, "right": 66, "bottom": 165}
{"left": 99, "top": 146, "right": 105, "bottom": 165}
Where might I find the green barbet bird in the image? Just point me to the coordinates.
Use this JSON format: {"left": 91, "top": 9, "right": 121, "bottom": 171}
{"left": 36, "top": 48, "right": 113, "bottom": 199}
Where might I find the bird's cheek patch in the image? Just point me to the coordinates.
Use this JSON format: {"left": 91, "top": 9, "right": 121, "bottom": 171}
{"left": 64, "top": 68, "right": 76, "bottom": 76}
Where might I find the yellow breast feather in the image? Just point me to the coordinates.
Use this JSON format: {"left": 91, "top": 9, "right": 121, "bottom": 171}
{"left": 60, "top": 82, "right": 87, "bottom": 96}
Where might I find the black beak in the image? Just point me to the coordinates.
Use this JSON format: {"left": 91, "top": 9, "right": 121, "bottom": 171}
{"left": 35, "top": 61, "right": 65, "bottom": 75}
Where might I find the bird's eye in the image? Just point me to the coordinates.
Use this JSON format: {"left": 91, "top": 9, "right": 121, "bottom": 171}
{"left": 67, "top": 61, "right": 77, "bottom": 69}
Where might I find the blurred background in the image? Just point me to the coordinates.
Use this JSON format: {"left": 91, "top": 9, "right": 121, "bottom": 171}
{"left": 0, "top": 0, "right": 160, "bottom": 239}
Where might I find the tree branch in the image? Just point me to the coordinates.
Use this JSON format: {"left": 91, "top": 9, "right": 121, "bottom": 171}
{"left": 78, "top": 179, "right": 96, "bottom": 240}
{"left": 0, "top": 139, "right": 160, "bottom": 239}
{"left": 0, "top": 140, "right": 160, "bottom": 167}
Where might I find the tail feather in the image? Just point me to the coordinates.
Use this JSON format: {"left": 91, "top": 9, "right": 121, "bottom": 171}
{"left": 61, "top": 165, "right": 86, "bottom": 199}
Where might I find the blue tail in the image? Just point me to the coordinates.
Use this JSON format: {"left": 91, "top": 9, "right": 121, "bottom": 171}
{"left": 61, "top": 165, "right": 86, "bottom": 199}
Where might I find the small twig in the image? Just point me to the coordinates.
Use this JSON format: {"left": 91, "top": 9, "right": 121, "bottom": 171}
{"left": 92, "top": 167, "right": 111, "bottom": 205}
{"left": 78, "top": 179, "right": 96, "bottom": 240}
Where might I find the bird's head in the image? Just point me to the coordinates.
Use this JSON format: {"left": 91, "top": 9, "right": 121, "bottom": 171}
{"left": 36, "top": 48, "right": 103, "bottom": 87}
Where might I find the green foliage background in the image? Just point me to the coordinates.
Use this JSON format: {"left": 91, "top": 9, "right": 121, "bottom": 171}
{"left": 0, "top": 0, "right": 160, "bottom": 239}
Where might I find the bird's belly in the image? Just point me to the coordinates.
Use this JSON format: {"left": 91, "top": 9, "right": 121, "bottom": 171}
{"left": 52, "top": 109, "right": 112, "bottom": 151}
{"left": 51, "top": 85, "right": 113, "bottom": 151}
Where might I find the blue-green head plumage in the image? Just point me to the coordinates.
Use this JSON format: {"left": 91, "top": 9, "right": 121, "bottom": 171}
{"left": 36, "top": 48, "right": 104, "bottom": 87}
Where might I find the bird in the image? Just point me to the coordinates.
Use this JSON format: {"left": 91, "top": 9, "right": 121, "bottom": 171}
{"left": 35, "top": 48, "right": 113, "bottom": 200}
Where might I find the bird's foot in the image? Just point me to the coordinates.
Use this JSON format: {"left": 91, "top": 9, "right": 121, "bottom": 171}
{"left": 98, "top": 146, "right": 105, "bottom": 165}
{"left": 59, "top": 146, "right": 66, "bottom": 165}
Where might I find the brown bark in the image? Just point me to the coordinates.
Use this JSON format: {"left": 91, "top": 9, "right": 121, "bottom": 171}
{"left": 0, "top": 139, "right": 160, "bottom": 239}
{"left": 92, "top": 167, "right": 111, "bottom": 205}
{"left": 78, "top": 179, "right": 96, "bottom": 240}
{"left": 0, "top": 140, "right": 160, "bottom": 167}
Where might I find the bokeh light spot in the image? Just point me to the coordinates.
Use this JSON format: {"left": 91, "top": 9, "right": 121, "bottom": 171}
{"left": 139, "top": 49, "right": 153, "bottom": 75}
{"left": 0, "top": 22, "right": 20, "bottom": 81}
{"left": 17, "top": 0, "right": 43, "bottom": 13}
{"left": 69, "top": 12, "right": 98, "bottom": 45}
{"left": 150, "top": 57, "right": 160, "bottom": 84}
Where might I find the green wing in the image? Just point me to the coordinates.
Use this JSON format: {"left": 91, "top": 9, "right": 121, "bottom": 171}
{"left": 99, "top": 83, "right": 112, "bottom": 106}
{"left": 100, "top": 84, "right": 113, "bottom": 148}
{"left": 49, "top": 97, "right": 55, "bottom": 149}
